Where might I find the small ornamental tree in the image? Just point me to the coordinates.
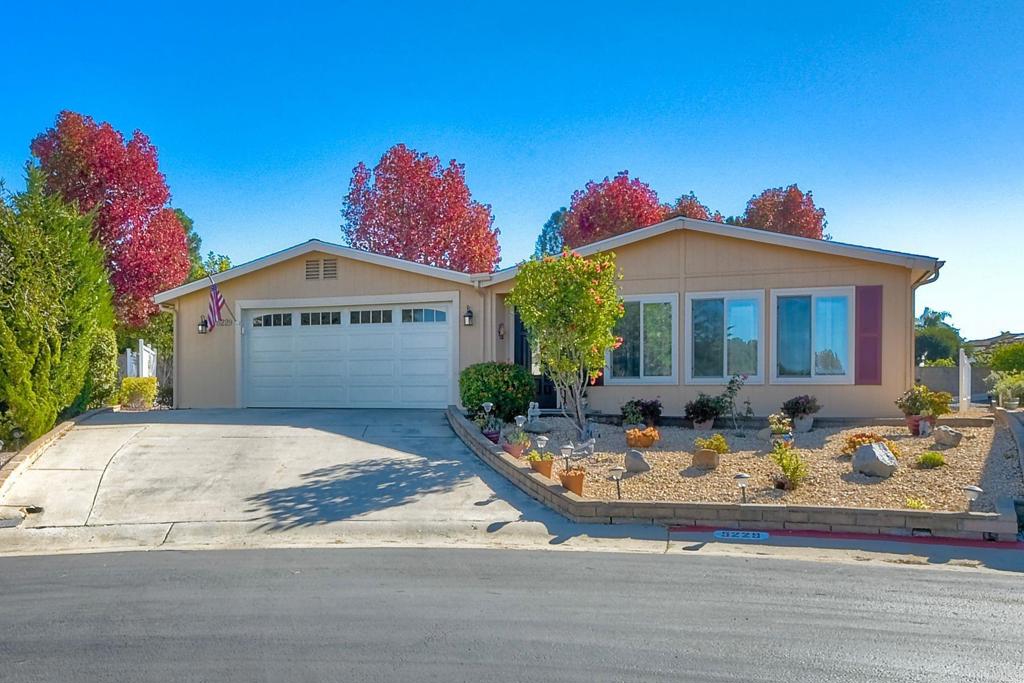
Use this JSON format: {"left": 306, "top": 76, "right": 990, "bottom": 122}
{"left": 507, "top": 249, "right": 624, "bottom": 437}
{"left": 666, "top": 191, "right": 723, "bottom": 222}
{"left": 731, "top": 184, "right": 827, "bottom": 239}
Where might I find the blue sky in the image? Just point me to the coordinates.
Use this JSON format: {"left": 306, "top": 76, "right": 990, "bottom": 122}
{"left": 3, "top": 1, "right": 1022, "bottom": 339}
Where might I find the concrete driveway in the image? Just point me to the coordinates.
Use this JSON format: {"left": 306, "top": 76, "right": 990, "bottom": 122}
{"left": 1, "top": 409, "right": 535, "bottom": 531}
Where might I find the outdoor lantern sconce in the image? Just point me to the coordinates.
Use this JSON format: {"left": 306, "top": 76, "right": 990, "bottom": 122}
{"left": 609, "top": 466, "right": 626, "bottom": 500}
{"left": 463, "top": 306, "right": 474, "bottom": 326}
{"left": 497, "top": 322, "right": 506, "bottom": 340}
{"left": 197, "top": 316, "right": 210, "bottom": 335}
{"left": 734, "top": 472, "right": 751, "bottom": 503}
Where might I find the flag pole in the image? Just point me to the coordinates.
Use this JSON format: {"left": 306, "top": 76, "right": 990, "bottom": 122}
{"left": 207, "top": 273, "right": 238, "bottom": 323}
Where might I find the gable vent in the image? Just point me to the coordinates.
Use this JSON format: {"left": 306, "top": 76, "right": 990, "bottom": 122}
{"left": 322, "top": 258, "right": 338, "bottom": 279}
{"left": 305, "top": 259, "right": 321, "bottom": 280}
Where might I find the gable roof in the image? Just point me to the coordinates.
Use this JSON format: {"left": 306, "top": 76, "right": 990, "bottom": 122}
{"left": 482, "top": 216, "right": 944, "bottom": 285}
{"left": 153, "top": 239, "right": 475, "bottom": 304}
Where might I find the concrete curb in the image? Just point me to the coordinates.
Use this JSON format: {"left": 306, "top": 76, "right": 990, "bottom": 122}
{"left": 448, "top": 406, "right": 1018, "bottom": 542}
{"left": 0, "top": 407, "right": 112, "bottom": 500}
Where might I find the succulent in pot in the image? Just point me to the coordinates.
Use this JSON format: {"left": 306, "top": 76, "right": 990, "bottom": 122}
{"left": 781, "top": 395, "right": 821, "bottom": 433}
{"left": 895, "top": 385, "right": 952, "bottom": 435}
{"left": 684, "top": 393, "right": 724, "bottom": 430}
{"left": 501, "top": 427, "right": 531, "bottom": 457}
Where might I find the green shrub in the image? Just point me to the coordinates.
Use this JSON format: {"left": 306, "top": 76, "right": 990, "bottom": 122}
{"left": 990, "top": 342, "right": 1024, "bottom": 372}
{"left": 459, "top": 362, "right": 534, "bottom": 422}
{"left": 694, "top": 433, "right": 730, "bottom": 454}
{"left": 992, "top": 371, "right": 1024, "bottom": 402}
{"left": 0, "top": 169, "right": 114, "bottom": 441}
{"left": 771, "top": 441, "right": 808, "bottom": 490}
{"left": 684, "top": 393, "right": 724, "bottom": 424}
{"left": 156, "top": 384, "right": 173, "bottom": 408}
{"left": 916, "top": 451, "right": 945, "bottom": 469}
{"left": 73, "top": 327, "right": 119, "bottom": 411}
{"left": 621, "top": 398, "right": 663, "bottom": 426}
{"left": 119, "top": 377, "right": 158, "bottom": 410}
{"left": 922, "top": 357, "right": 956, "bottom": 368}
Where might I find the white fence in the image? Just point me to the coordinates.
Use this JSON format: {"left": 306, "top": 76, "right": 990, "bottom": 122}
{"left": 118, "top": 340, "right": 157, "bottom": 379}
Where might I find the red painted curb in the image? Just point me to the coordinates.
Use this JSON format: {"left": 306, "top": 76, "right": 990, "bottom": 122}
{"left": 668, "top": 525, "right": 1024, "bottom": 549}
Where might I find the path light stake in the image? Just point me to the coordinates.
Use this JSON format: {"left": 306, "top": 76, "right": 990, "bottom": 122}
{"left": 734, "top": 472, "right": 751, "bottom": 503}
{"left": 609, "top": 466, "right": 626, "bottom": 500}
{"left": 535, "top": 435, "right": 549, "bottom": 450}
{"left": 962, "top": 485, "right": 983, "bottom": 509}
{"left": 514, "top": 415, "right": 526, "bottom": 428}
{"left": 481, "top": 402, "right": 494, "bottom": 415}
{"left": 11, "top": 428, "right": 23, "bottom": 452}
{"left": 560, "top": 444, "right": 573, "bottom": 471}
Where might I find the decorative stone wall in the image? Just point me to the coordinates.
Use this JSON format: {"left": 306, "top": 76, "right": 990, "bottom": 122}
{"left": 448, "top": 407, "right": 1019, "bottom": 542}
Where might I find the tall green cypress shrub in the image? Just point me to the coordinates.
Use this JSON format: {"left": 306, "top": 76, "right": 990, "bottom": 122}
{"left": 0, "top": 168, "right": 113, "bottom": 441}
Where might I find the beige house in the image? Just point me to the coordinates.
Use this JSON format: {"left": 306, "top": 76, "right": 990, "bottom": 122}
{"left": 154, "top": 216, "right": 942, "bottom": 418}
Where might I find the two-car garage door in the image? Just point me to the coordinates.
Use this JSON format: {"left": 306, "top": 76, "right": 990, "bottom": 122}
{"left": 243, "top": 303, "right": 452, "bottom": 408}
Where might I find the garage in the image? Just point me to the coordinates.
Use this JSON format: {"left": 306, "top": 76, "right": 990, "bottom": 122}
{"left": 243, "top": 303, "right": 453, "bottom": 408}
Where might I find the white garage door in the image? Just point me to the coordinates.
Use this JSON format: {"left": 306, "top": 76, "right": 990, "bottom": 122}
{"left": 243, "top": 303, "right": 453, "bottom": 408}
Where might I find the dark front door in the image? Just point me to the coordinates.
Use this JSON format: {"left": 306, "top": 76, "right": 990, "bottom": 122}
{"left": 513, "top": 310, "right": 557, "bottom": 409}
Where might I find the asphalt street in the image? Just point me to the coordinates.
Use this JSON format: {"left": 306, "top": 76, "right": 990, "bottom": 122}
{"left": 1, "top": 548, "right": 1020, "bottom": 682}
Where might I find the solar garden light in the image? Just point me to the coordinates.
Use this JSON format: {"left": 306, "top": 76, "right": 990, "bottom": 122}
{"left": 514, "top": 415, "right": 526, "bottom": 428}
{"left": 609, "top": 466, "right": 626, "bottom": 499}
{"left": 734, "top": 472, "right": 751, "bottom": 503}
{"left": 481, "top": 402, "right": 494, "bottom": 415}
{"left": 535, "top": 435, "right": 549, "bottom": 450}
{"left": 962, "top": 485, "right": 983, "bottom": 506}
{"left": 560, "top": 444, "right": 574, "bottom": 470}
{"left": 11, "top": 427, "right": 24, "bottom": 452}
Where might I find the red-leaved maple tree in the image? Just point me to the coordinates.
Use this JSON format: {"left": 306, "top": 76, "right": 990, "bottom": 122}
{"left": 666, "top": 191, "right": 724, "bottom": 222}
{"left": 31, "top": 111, "right": 190, "bottom": 327}
{"left": 735, "top": 184, "right": 827, "bottom": 239}
{"left": 342, "top": 144, "right": 500, "bottom": 273}
{"left": 561, "top": 172, "right": 667, "bottom": 248}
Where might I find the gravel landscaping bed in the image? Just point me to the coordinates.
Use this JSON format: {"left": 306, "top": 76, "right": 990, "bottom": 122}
{"left": 540, "top": 418, "right": 1022, "bottom": 512}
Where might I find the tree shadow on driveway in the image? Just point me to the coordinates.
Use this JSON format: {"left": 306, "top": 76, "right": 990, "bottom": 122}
{"left": 245, "top": 457, "right": 472, "bottom": 531}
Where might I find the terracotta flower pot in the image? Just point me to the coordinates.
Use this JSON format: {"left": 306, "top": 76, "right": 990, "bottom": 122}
{"left": 483, "top": 430, "right": 500, "bottom": 444}
{"left": 502, "top": 443, "right": 526, "bottom": 458}
{"left": 559, "top": 470, "right": 585, "bottom": 496}
{"left": 530, "top": 459, "right": 554, "bottom": 478}
{"left": 904, "top": 415, "right": 937, "bottom": 436}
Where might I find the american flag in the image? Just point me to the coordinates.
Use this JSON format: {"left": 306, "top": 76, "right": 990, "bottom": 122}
{"left": 208, "top": 282, "right": 225, "bottom": 330}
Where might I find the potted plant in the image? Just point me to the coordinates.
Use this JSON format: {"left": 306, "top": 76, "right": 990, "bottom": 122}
{"left": 684, "top": 393, "right": 723, "bottom": 430}
{"left": 895, "top": 385, "right": 952, "bottom": 435}
{"left": 474, "top": 413, "right": 503, "bottom": 444}
{"left": 620, "top": 401, "right": 645, "bottom": 431}
{"left": 625, "top": 426, "right": 660, "bottom": 449}
{"left": 781, "top": 395, "right": 822, "bottom": 433}
{"left": 993, "top": 372, "right": 1024, "bottom": 410}
{"left": 767, "top": 413, "right": 793, "bottom": 447}
{"left": 527, "top": 449, "right": 554, "bottom": 478}
{"left": 502, "top": 427, "right": 531, "bottom": 457}
{"left": 559, "top": 465, "right": 586, "bottom": 496}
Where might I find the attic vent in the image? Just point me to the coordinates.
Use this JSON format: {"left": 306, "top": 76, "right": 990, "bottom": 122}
{"left": 322, "top": 258, "right": 338, "bottom": 279}
{"left": 305, "top": 259, "right": 321, "bottom": 280}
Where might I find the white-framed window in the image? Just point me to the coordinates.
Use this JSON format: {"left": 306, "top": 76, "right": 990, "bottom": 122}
{"left": 350, "top": 309, "right": 393, "bottom": 325}
{"left": 301, "top": 311, "right": 342, "bottom": 326}
{"left": 770, "top": 286, "right": 855, "bottom": 385}
{"left": 684, "top": 290, "right": 764, "bottom": 384}
{"left": 401, "top": 308, "right": 447, "bottom": 323}
{"left": 606, "top": 294, "right": 678, "bottom": 385}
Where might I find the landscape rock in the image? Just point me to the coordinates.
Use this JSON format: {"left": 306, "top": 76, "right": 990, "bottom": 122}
{"left": 624, "top": 449, "right": 652, "bottom": 473}
{"left": 523, "top": 420, "right": 551, "bottom": 434}
{"left": 757, "top": 427, "right": 771, "bottom": 441}
{"left": 933, "top": 426, "right": 963, "bottom": 448}
{"left": 851, "top": 442, "right": 899, "bottom": 478}
{"left": 691, "top": 448, "right": 719, "bottom": 469}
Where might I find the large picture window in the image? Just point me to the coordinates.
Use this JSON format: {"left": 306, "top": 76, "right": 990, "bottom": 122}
{"left": 685, "top": 290, "right": 764, "bottom": 384}
{"left": 771, "top": 287, "right": 855, "bottom": 384}
{"left": 607, "top": 294, "right": 677, "bottom": 384}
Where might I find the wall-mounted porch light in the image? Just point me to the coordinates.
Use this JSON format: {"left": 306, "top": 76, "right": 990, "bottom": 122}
{"left": 463, "top": 305, "right": 474, "bottom": 326}
{"left": 497, "top": 322, "right": 506, "bottom": 340}
{"left": 197, "top": 316, "right": 210, "bottom": 335}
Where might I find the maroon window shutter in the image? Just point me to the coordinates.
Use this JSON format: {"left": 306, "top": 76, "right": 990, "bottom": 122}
{"left": 855, "top": 285, "right": 883, "bottom": 385}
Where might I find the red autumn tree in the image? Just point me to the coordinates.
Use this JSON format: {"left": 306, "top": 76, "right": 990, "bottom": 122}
{"left": 733, "top": 184, "right": 827, "bottom": 239}
{"left": 666, "top": 191, "right": 724, "bottom": 222}
{"left": 342, "top": 144, "right": 500, "bottom": 273}
{"left": 561, "top": 171, "right": 667, "bottom": 248}
{"left": 31, "top": 111, "right": 190, "bottom": 327}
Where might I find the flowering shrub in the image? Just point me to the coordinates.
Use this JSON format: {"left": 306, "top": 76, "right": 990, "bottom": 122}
{"left": 894, "top": 384, "right": 952, "bottom": 417}
{"left": 841, "top": 432, "right": 901, "bottom": 457}
{"left": 768, "top": 413, "right": 793, "bottom": 435}
{"left": 693, "top": 433, "right": 730, "bottom": 454}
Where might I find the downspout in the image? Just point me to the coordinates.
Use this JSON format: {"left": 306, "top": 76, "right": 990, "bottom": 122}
{"left": 907, "top": 261, "right": 944, "bottom": 387}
